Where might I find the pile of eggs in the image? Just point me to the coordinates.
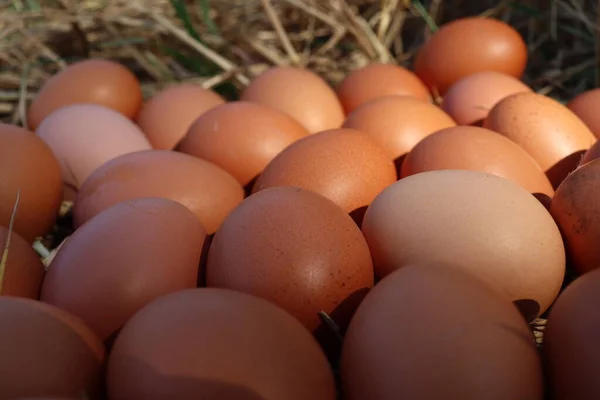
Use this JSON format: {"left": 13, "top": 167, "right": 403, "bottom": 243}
{"left": 3, "top": 15, "right": 600, "bottom": 400}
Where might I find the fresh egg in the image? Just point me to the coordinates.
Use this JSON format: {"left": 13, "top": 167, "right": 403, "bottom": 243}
{"left": 342, "top": 96, "right": 456, "bottom": 170}
{"left": 544, "top": 268, "right": 600, "bottom": 399}
{"left": 41, "top": 197, "right": 206, "bottom": 341}
{"left": 27, "top": 59, "right": 142, "bottom": 130}
{"left": 567, "top": 88, "right": 600, "bottom": 138}
{"left": 0, "top": 226, "right": 45, "bottom": 299}
{"left": 0, "top": 123, "right": 62, "bottom": 242}
{"left": 73, "top": 150, "right": 244, "bottom": 234}
{"left": 206, "top": 186, "right": 374, "bottom": 331}
{"left": 241, "top": 66, "right": 344, "bottom": 134}
{"left": 0, "top": 296, "right": 105, "bottom": 399}
{"left": 177, "top": 101, "right": 309, "bottom": 188}
{"left": 341, "top": 264, "right": 543, "bottom": 400}
{"left": 336, "top": 63, "right": 431, "bottom": 114}
{"left": 580, "top": 139, "right": 600, "bottom": 165}
{"left": 550, "top": 158, "right": 600, "bottom": 275}
{"left": 136, "top": 83, "right": 225, "bottom": 149}
{"left": 35, "top": 104, "right": 152, "bottom": 199}
{"left": 441, "top": 71, "right": 532, "bottom": 125}
{"left": 414, "top": 17, "right": 528, "bottom": 95}
{"left": 484, "top": 92, "right": 596, "bottom": 188}
{"left": 362, "top": 170, "right": 565, "bottom": 320}
{"left": 107, "top": 288, "right": 336, "bottom": 400}
{"left": 401, "top": 126, "right": 554, "bottom": 198}
{"left": 252, "top": 128, "right": 396, "bottom": 223}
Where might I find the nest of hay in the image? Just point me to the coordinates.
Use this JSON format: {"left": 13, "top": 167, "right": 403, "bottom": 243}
{"left": 2, "top": 0, "right": 596, "bottom": 342}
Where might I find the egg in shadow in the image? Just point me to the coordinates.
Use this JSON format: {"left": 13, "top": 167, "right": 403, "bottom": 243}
{"left": 546, "top": 150, "right": 587, "bottom": 189}
{"left": 349, "top": 206, "right": 369, "bottom": 228}
{"left": 244, "top": 175, "right": 260, "bottom": 198}
{"left": 313, "top": 287, "right": 371, "bottom": 364}
{"left": 513, "top": 299, "right": 541, "bottom": 324}
{"left": 393, "top": 154, "right": 407, "bottom": 178}
{"left": 197, "top": 233, "right": 214, "bottom": 288}
{"left": 107, "top": 356, "right": 267, "bottom": 400}
{"left": 532, "top": 193, "right": 552, "bottom": 211}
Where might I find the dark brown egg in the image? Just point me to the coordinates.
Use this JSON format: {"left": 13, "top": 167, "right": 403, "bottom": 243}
{"left": 178, "top": 101, "right": 309, "bottom": 187}
{"left": 484, "top": 92, "right": 596, "bottom": 188}
{"left": 27, "top": 59, "right": 142, "bottom": 130}
{"left": 252, "top": 128, "right": 396, "bottom": 219}
{"left": 567, "top": 88, "right": 600, "bottom": 138}
{"left": 414, "top": 17, "right": 528, "bottom": 95}
{"left": 362, "top": 170, "right": 565, "bottom": 320}
{"left": 0, "top": 296, "right": 105, "bottom": 399}
{"left": 41, "top": 197, "right": 206, "bottom": 341}
{"left": 207, "top": 186, "right": 374, "bottom": 331}
{"left": 0, "top": 226, "right": 45, "bottom": 299}
{"left": 241, "top": 66, "right": 344, "bottom": 134}
{"left": 550, "top": 158, "right": 600, "bottom": 275}
{"left": 441, "top": 71, "right": 532, "bottom": 125}
{"left": 107, "top": 288, "right": 336, "bottom": 400}
{"left": 341, "top": 264, "right": 543, "bottom": 399}
{"left": 73, "top": 150, "right": 244, "bottom": 234}
{"left": 0, "top": 123, "right": 62, "bottom": 242}
{"left": 136, "top": 83, "right": 226, "bottom": 150}
{"left": 543, "top": 268, "right": 600, "bottom": 400}
{"left": 336, "top": 63, "right": 431, "bottom": 114}
{"left": 401, "top": 126, "right": 554, "bottom": 197}
{"left": 342, "top": 96, "right": 456, "bottom": 169}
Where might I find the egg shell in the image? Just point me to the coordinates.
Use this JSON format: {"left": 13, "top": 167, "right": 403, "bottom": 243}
{"left": 0, "top": 123, "right": 63, "bottom": 242}
{"left": 177, "top": 101, "right": 309, "bottom": 187}
{"left": 441, "top": 71, "right": 532, "bottom": 125}
{"left": 107, "top": 288, "right": 336, "bottom": 400}
{"left": 401, "top": 126, "right": 554, "bottom": 197}
{"left": 362, "top": 170, "right": 565, "bottom": 320}
{"left": 35, "top": 103, "right": 152, "bottom": 195}
{"left": 342, "top": 96, "right": 456, "bottom": 169}
{"left": 0, "top": 226, "right": 45, "bottom": 299}
{"left": 73, "top": 149, "right": 244, "bottom": 234}
{"left": 544, "top": 268, "right": 600, "bottom": 399}
{"left": 241, "top": 66, "right": 345, "bottom": 134}
{"left": 580, "top": 139, "right": 600, "bottom": 165}
{"left": 41, "top": 197, "right": 206, "bottom": 341}
{"left": 136, "top": 83, "right": 226, "bottom": 150}
{"left": 341, "top": 263, "right": 543, "bottom": 400}
{"left": 414, "top": 17, "right": 528, "bottom": 95}
{"left": 0, "top": 296, "right": 105, "bottom": 399}
{"left": 549, "top": 158, "right": 600, "bottom": 275}
{"left": 484, "top": 92, "right": 596, "bottom": 188}
{"left": 27, "top": 59, "right": 142, "bottom": 130}
{"left": 336, "top": 63, "right": 431, "bottom": 114}
{"left": 567, "top": 88, "right": 600, "bottom": 138}
{"left": 206, "top": 186, "right": 374, "bottom": 331}
{"left": 252, "top": 128, "right": 396, "bottom": 220}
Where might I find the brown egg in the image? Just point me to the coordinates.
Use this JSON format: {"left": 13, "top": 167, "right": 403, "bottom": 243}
{"left": 401, "top": 126, "right": 554, "bottom": 197}
{"left": 362, "top": 170, "right": 565, "bottom": 320}
{"left": 241, "top": 66, "right": 344, "bottom": 134}
{"left": 252, "top": 128, "right": 396, "bottom": 221}
{"left": 0, "top": 226, "right": 45, "bottom": 299}
{"left": 73, "top": 150, "right": 244, "bottom": 234}
{"left": 41, "top": 197, "right": 205, "bottom": 341}
{"left": 0, "top": 123, "right": 62, "bottom": 242}
{"left": 567, "top": 88, "right": 600, "bottom": 138}
{"left": 136, "top": 83, "right": 226, "bottom": 149}
{"left": 441, "top": 71, "right": 532, "bottom": 125}
{"left": 107, "top": 288, "right": 336, "bottom": 400}
{"left": 580, "top": 139, "right": 600, "bottom": 165}
{"left": 336, "top": 63, "right": 431, "bottom": 114}
{"left": 207, "top": 186, "right": 374, "bottom": 331}
{"left": 484, "top": 92, "right": 596, "bottom": 188}
{"left": 177, "top": 101, "right": 309, "bottom": 187}
{"left": 27, "top": 59, "right": 142, "bottom": 130}
{"left": 0, "top": 296, "right": 105, "bottom": 399}
{"left": 544, "top": 268, "right": 600, "bottom": 399}
{"left": 549, "top": 158, "right": 600, "bottom": 275}
{"left": 341, "top": 263, "right": 543, "bottom": 400}
{"left": 414, "top": 17, "right": 528, "bottom": 95}
{"left": 342, "top": 96, "right": 456, "bottom": 169}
